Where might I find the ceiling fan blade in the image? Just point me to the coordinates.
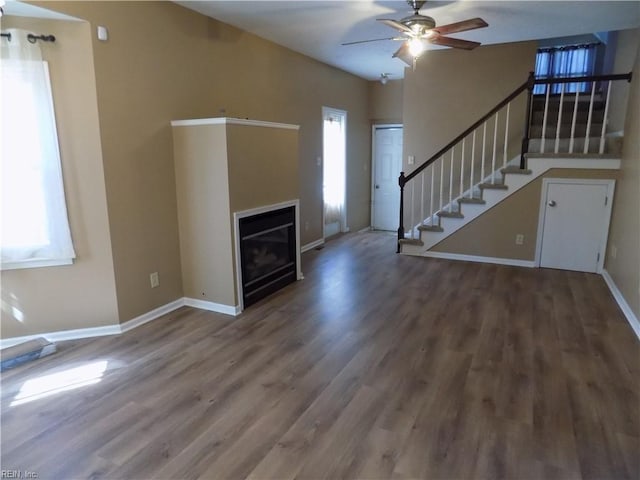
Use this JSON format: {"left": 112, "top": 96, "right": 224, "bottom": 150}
{"left": 342, "top": 37, "right": 399, "bottom": 46}
{"left": 429, "top": 35, "right": 481, "bottom": 50}
{"left": 377, "top": 18, "right": 414, "bottom": 34}
{"left": 392, "top": 43, "right": 413, "bottom": 67}
{"left": 432, "top": 18, "right": 488, "bottom": 36}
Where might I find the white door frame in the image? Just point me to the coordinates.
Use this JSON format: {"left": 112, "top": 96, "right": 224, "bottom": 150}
{"left": 322, "top": 106, "right": 348, "bottom": 238}
{"left": 371, "top": 124, "right": 403, "bottom": 230}
{"left": 535, "top": 177, "right": 615, "bottom": 273}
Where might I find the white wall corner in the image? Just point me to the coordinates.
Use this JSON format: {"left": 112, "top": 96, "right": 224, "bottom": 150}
{"left": 602, "top": 269, "right": 640, "bottom": 341}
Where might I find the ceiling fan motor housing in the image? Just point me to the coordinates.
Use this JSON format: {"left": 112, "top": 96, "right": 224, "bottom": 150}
{"left": 400, "top": 14, "right": 436, "bottom": 33}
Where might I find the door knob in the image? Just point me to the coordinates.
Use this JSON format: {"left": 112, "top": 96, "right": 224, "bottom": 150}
{"left": 375, "top": 185, "right": 380, "bottom": 189}
{"left": 548, "top": 200, "right": 557, "bottom": 207}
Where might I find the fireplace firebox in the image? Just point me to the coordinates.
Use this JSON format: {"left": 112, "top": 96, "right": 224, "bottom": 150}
{"left": 238, "top": 205, "right": 297, "bottom": 307}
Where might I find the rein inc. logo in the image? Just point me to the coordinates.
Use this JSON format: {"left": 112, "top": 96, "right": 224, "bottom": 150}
{"left": 1, "top": 471, "right": 38, "bottom": 479}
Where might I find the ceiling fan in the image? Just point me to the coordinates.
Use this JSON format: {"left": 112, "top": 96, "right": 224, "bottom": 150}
{"left": 342, "top": 0, "right": 488, "bottom": 66}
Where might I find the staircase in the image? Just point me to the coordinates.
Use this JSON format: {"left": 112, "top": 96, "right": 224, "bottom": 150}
{"left": 397, "top": 72, "right": 631, "bottom": 256}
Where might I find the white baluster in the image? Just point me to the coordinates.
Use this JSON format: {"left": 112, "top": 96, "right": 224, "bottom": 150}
{"left": 569, "top": 89, "right": 579, "bottom": 153}
{"left": 449, "top": 148, "right": 454, "bottom": 212}
{"left": 584, "top": 81, "right": 596, "bottom": 154}
{"left": 503, "top": 102, "right": 510, "bottom": 168}
{"left": 599, "top": 81, "right": 612, "bottom": 154}
{"left": 541, "top": 84, "right": 551, "bottom": 153}
{"left": 491, "top": 113, "right": 498, "bottom": 184}
{"left": 481, "top": 122, "right": 487, "bottom": 182}
{"left": 410, "top": 181, "right": 415, "bottom": 239}
{"left": 439, "top": 156, "right": 444, "bottom": 212}
{"left": 430, "top": 164, "right": 434, "bottom": 225}
{"left": 470, "top": 130, "right": 476, "bottom": 198}
{"left": 460, "top": 138, "right": 465, "bottom": 199}
{"left": 555, "top": 83, "right": 565, "bottom": 154}
{"left": 420, "top": 171, "right": 425, "bottom": 226}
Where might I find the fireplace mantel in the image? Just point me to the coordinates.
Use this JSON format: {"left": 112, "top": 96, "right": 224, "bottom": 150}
{"left": 171, "top": 117, "right": 300, "bottom": 315}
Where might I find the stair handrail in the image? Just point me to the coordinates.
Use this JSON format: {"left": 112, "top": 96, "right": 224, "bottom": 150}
{"left": 533, "top": 72, "right": 632, "bottom": 85}
{"left": 397, "top": 71, "right": 633, "bottom": 252}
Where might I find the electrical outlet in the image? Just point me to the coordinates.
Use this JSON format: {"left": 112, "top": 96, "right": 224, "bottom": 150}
{"left": 611, "top": 245, "right": 617, "bottom": 259}
{"left": 515, "top": 234, "right": 524, "bottom": 245}
{"left": 408, "top": 155, "right": 415, "bottom": 165}
{"left": 305, "top": 221, "right": 309, "bottom": 231}
{"left": 150, "top": 272, "right": 159, "bottom": 288}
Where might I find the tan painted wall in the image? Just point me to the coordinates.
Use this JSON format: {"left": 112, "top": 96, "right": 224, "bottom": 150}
{"left": 402, "top": 41, "right": 538, "bottom": 174}
{"left": 226, "top": 125, "right": 299, "bottom": 214}
{"left": 433, "top": 169, "right": 619, "bottom": 259}
{"left": 608, "top": 28, "right": 640, "bottom": 134}
{"left": 1, "top": 17, "right": 119, "bottom": 338}
{"left": 369, "top": 79, "right": 403, "bottom": 125}
{"left": 606, "top": 40, "right": 640, "bottom": 320}
{"left": 172, "top": 124, "right": 235, "bottom": 307}
{"left": 30, "top": 1, "right": 371, "bottom": 325}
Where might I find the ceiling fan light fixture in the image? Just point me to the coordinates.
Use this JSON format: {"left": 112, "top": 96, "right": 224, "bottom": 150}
{"left": 408, "top": 38, "right": 425, "bottom": 58}
{"left": 380, "top": 73, "right": 390, "bottom": 85}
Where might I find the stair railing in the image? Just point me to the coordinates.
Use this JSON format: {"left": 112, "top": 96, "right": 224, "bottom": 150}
{"left": 397, "top": 71, "right": 632, "bottom": 252}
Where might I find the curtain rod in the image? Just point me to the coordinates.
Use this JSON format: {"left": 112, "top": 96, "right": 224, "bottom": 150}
{"left": 0, "top": 32, "right": 56, "bottom": 43}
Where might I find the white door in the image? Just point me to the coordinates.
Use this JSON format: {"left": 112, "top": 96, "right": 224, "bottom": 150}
{"left": 372, "top": 126, "right": 403, "bottom": 231}
{"left": 539, "top": 180, "right": 613, "bottom": 273}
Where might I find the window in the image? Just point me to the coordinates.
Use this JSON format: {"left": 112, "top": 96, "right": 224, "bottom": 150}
{"left": 533, "top": 43, "right": 598, "bottom": 94}
{"left": 1, "top": 29, "right": 75, "bottom": 270}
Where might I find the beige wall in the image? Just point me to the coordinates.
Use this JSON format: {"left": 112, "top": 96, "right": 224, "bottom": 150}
{"left": 433, "top": 169, "right": 619, "bottom": 259}
{"left": 369, "top": 79, "right": 403, "bottom": 125}
{"left": 608, "top": 28, "right": 640, "bottom": 134}
{"left": 226, "top": 125, "right": 299, "bottom": 214}
{"left": 606, "top": 39, "right": 640, "bottom": 320}
{"left": 29, "top": 1, "right": 370, "bottom": 327}
{"left": 402, "top": 41, "right": 538, "bottom": 175}
{"left": 1, "top": 17, "right": 119, "bottom": 338}
{"left": 172, "top": 124, "right": 235, "bottom": 307}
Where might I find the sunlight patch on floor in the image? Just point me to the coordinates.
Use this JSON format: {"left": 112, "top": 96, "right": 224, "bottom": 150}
{"left": 10, "top": 360, "right": 108, "bottom": 407}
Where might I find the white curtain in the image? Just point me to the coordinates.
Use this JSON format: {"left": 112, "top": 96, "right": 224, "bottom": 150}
{"left": 1, "top": 28, "right": 76, "bottom": 268}
{"left": 323, "top": 115, "right": 345, "bottom": 225}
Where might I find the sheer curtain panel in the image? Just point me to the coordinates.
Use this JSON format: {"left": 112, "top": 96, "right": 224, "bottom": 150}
{"left": 1, "top": 28, "right": 76, "bottom": 270}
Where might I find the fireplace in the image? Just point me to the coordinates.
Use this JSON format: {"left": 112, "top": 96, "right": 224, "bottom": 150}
{"left": 236, "top": 203, "right": 300, "bottom": 308}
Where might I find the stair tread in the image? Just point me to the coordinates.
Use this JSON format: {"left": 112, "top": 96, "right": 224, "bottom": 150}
{"left": 437, "top": 210, "right": 464, "bottom": 218}
{"left": 479, "top": 182, "right": 508, "bottom": 190}
{"left": 399, "top": 238, "right": 424, "bottom": 246}
{"left": 458, "top": 197, "right": 486, "bottom": 204}
{"left": 501, "top": 167, "right": 532, "bottom": 175}
{"left": 418, "top": 224, "right": 444, "bottom": 232}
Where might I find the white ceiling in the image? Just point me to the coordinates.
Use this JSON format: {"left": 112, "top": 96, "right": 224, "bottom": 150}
{"left": 175, "top": 0, "right": 640, "bottom": 81}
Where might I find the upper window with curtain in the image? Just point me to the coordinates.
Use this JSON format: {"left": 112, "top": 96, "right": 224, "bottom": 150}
{"left": 1, "top": 28, "right": 76, "bottom": 270}
{"left": 533, "top": 43, "right": 599, "bottom": 94}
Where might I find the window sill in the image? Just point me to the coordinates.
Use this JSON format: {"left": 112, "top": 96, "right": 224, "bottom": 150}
{"left": 1, "top": 258, "right": 74, "bottom": 271}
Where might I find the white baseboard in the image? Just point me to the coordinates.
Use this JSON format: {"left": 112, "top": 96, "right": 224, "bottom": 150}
{"left": 0, "top": 298, "right": 185, "bottom": 350}
{"left": 301, "top": 238, "right": 325, "bottom": 253}
{"left": 421, "top": 251, "right": 536, "bottom": 268}
{"left": 183, "top": 297, "right": 240, "bottom": 316}
{"left": 357, "top": 226, "right": 372, "bottom": 233}
{"left": 120, "top": 298, "right": 185, "bottom": 333}
{"left": 0, "top": 324, "right": 121, "bottom": 350}
{"left": 602, "top": 269, "right": 640, "bottom": 341}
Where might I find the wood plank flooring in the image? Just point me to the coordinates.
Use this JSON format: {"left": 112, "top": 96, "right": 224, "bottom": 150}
{"left": 1, "top": 231, "right": 638, "bottom": 479}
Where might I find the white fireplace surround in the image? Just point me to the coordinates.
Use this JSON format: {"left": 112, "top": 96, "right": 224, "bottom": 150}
{"left": 233, "top": 199, "right": 303, "bottom": 312}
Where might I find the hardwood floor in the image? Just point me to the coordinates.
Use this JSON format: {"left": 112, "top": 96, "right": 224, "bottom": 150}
{"left": 1, "top": 231, "right": 638, "bottom": 479}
